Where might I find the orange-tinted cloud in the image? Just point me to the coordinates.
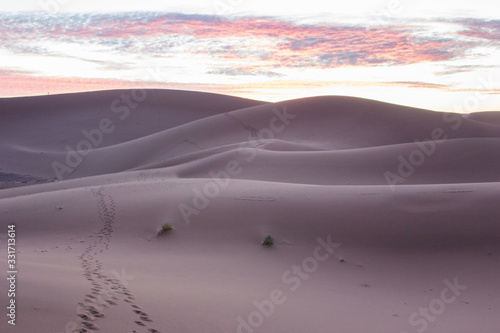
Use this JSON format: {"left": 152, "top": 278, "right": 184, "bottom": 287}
{"left": 0, "top": 72, "right": 254, "bottom": 98}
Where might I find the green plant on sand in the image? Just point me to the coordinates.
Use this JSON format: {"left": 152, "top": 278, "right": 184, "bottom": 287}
{"left": 261, "top": 235, "right": 274, "bottom": 247}
{"left": 157, "top": 223, "right": 173, "bottom": 236}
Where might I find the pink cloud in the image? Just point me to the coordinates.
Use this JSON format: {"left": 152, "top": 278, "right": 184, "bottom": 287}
{"left": 78, "top": 15, "right": 469, "bottom": 67}
{"left": 0, "top": 13, "right": 475, "bottom": 69}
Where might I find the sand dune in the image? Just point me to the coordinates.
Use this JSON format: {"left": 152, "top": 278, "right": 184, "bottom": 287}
{"left": 0, "top": 89, "right": 265, "bottom": 179}
{"left": 1, "top": 90, "right": 499, "bottom": 333}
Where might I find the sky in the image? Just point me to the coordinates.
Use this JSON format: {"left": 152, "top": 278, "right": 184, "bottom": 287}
{"left": 0, "top": 0, "right": 499, "bottom": 111}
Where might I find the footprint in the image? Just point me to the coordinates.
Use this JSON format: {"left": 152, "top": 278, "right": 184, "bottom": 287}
{"left": 77, "top": 314, "right": 93, "bottom": 321}
{"left": 81, "top": 321, "right": 100, "bottom": 330}
{"left": 87, "top": 308, "right": 105, "bottom": 318}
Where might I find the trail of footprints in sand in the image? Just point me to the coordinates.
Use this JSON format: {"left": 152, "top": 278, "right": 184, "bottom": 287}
{"left": 74, "top": 186, "right": 161, "bottom": 333}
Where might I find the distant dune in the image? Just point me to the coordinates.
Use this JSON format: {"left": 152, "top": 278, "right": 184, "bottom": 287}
{"left": 1, "top": 90, "right": 499, "bottom": 333}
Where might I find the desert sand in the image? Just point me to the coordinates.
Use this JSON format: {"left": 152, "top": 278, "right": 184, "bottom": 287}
{"left": 1, "top": 89, "right": 499, "bottom": 333}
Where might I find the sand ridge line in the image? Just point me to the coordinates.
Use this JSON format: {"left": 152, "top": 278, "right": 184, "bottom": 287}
{"left": 73, "top": 186, "right": 161, "bottom": 333}
{"left": 133, "top": 141, "right": 259, "bottom": 171}
{"left": 233, "top": 196, "right": 277, "bottom": 202}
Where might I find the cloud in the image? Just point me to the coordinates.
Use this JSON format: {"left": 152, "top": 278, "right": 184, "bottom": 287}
{"left": 0, "top": 68, "right": 35, "bottom": 76}
{"left": 457, "top": 19, "right": 500, "bottom": 43}
{"left": 0, "top": 12, "right": 483, "bottom": 69}
{"left": 0, "top": 12, "right": 498, "bottom": 100}
{"left": 207, "top": 67, "right": 283, "bottom": 77}
{"left": 435, "top": 64, "right": 498, "bottom": 76}
{"left": 392, "top": 81, "right": 448, "bottom": 89}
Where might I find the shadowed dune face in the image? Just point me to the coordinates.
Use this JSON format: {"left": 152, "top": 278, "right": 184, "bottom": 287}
{"left": 0, "top": 90, "right": 499, "bottom": 333}
{"left": 1, "top": 91, "right": 499, "bottom": 184}
{"left": 0, "top": 89, "right": 267, "bottom": 148}
{"left": 0, "top": 89, "right": 267, "bottom": 178}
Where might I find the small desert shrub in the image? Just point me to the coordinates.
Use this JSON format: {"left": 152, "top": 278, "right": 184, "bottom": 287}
{"left": 261, "top": 235, "right": 274, "bottom": 247}
{"left": 157, "top": 223, "right": 173, "bottom": 236}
